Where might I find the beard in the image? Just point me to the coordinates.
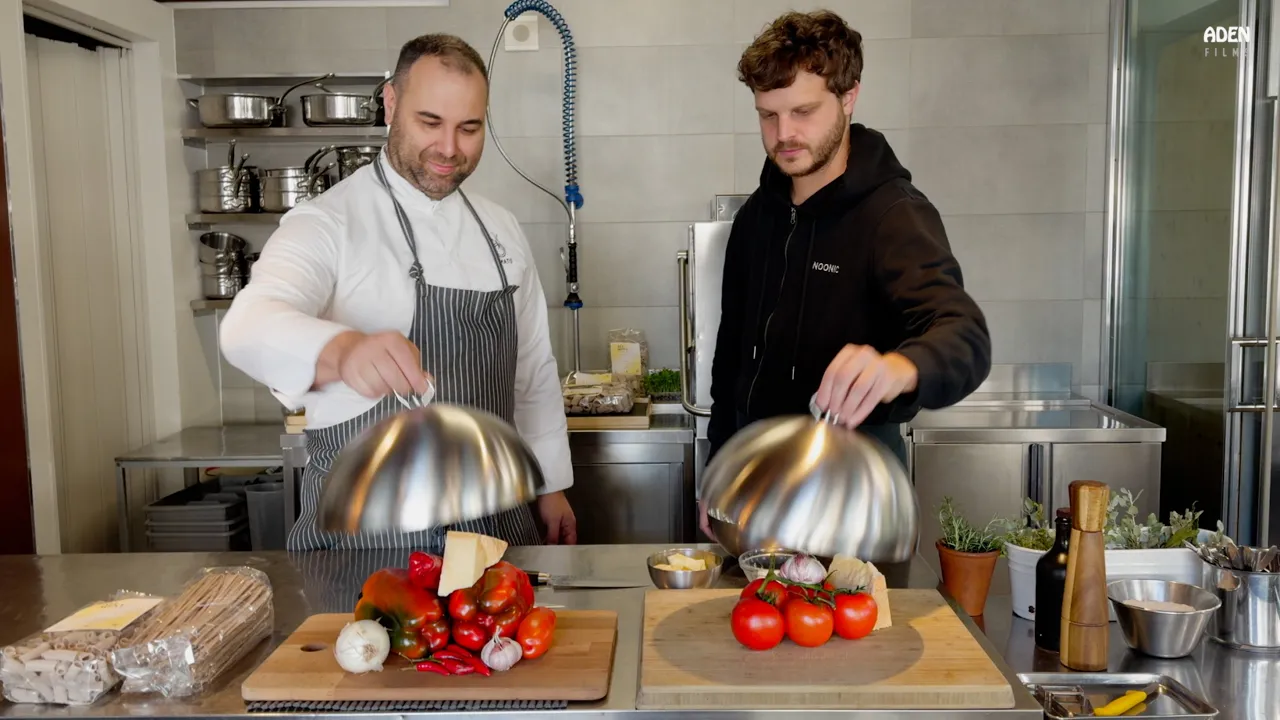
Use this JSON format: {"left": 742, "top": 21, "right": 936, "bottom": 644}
{"left": 386, "top": 123, "right": 475, "bottom": 201}
{"left": 768, "top": 108, "right": 848, "bottom": 178}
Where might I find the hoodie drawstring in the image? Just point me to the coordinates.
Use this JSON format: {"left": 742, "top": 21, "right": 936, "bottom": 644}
{"left": 790, "top": 222, "right": 817, "bottom": 381}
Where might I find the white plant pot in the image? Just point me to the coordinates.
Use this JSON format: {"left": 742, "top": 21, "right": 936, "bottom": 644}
{"left": 1004, "top": 529, "right": 1213, "bottom": 622}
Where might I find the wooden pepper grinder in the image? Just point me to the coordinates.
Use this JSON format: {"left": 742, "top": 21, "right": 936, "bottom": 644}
{"left": 1060, "top": 480, "right": 1110, "bottom": 671}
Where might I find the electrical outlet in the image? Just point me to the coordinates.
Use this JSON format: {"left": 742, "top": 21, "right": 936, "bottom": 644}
{"left": 504, "top": 13, "right": 539, "bottom": 52}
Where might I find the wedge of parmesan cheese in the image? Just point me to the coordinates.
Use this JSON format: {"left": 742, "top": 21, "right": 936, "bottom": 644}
{"left": 828, "top": 554, "right": 892, "bottom": 630}
{"left": 437, "top": 531, "right": 508, "bottom": 596}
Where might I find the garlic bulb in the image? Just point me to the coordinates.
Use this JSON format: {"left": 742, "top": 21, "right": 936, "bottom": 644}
{"left": 479, "top": 634, "right": 521, "bottom": 672}
{"left": 779, "top": 553, "right": 826, "bottom": 584}
{"left": 334, "top": 620, "right": 390, "bottom": 674}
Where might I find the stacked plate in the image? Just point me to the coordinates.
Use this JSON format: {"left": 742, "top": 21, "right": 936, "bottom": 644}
{"left": 199, "top": 232, "right": 247, "bottom": 299}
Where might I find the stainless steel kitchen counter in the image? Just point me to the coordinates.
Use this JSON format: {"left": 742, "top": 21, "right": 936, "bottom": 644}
{"left": 0, "top": 545, "right": 1041, "bottom": 719}
{"left": 567, "top": 412, "right": 695, "bottom": 445}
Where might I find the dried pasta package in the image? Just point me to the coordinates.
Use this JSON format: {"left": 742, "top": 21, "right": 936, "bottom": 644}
{"left": 110, "top": 566, "right": 272, "bottom": 698}
{"left": 608, "top": 328, "right": 649, "bottom": 397}
{"left": 1, "top": 592, "right": 163, "bottom": 705}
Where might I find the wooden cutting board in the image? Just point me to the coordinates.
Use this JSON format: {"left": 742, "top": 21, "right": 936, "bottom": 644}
{"left": 565, "top": 399, "right": 652, "bottom": 430}
{"left": 638, "top": 589, "right": 1015, "bottom": 710}
{"left": 242, "top": 611, "right": 617, "bottom": 702}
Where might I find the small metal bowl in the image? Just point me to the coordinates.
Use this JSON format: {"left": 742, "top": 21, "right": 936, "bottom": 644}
{"left": 647, "top": 548, "right": 724, "bottom": 589}
{"left": 739, "top": 549, "right": 798, "bottom": 582}
{"left": 1108, "top": 579, "right": 1221, "bottom": 658}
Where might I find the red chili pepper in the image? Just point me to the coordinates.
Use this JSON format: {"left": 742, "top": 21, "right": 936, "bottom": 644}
{"left": 435, "top": 657, "right": 474, "bottom": 676}
{"left": 444, "top": 644, "right": 475, "bottom": 659}
{"left": 458, "top": 653, "right": 491, "bottom": 677}
{"left": 432, "top": 649, "right": 470, "bottom": 663}
{"left": 414, "top": 660, "right": 451, "bottom": 676}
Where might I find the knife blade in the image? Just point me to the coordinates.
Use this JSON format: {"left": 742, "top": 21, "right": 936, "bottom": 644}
{"left": 524, "top": 571, "right": 648, "bottom": 589}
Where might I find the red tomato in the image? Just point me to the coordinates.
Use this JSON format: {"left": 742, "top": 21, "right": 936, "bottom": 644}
{"left": 451, "top": 620, "right": 488, "bottom": 651}
{"left": 741, "top": 578, "right": 790, "bottom": 608}
{"left": 833, "top": 592, "right": 878, "bottom": 640}
{"left": 731, "top": 597, "right": 785, "bottom": 651}
{"left": 517, "top": 607, "right": 557, "bottom": 659}
{"left": 784, "top": 599, "right": 834, "bottom": 647}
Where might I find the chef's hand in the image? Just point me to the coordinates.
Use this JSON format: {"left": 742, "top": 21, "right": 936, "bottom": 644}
{"left": 537, "top": 491, "right": 577, "bottom": 545}
{"left": 698, "top": 500, "right": 717, "bottom": 542}
{"left": 316, "top": 330, "right": 433, "bottom": 399}
{"left": 816, "top": 345, "right": 918, "bottom": 429}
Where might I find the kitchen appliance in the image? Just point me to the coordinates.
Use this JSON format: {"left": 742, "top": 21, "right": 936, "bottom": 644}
{"left": 300, "top": 78, "right": 390, "bottom": 126}
{"left": 1060, "top": 480, "right": 1110, "bottom": 671}
{"left": 318, "top": 404, "right": 546, "bottom": 534}
{"left": 699, "top": 402, "right": 919, "bottom": 562}
{"left": 487, "top": 0, "right": 585, "bottom": 370}
{"left": 188, "top": 74, "right": 332, "bottom": 128}
{"left": 259, "top": 165, "right": 332, "bottom": 213}
{"left": 305, "top": 145, "right": 381, "bottom": 180}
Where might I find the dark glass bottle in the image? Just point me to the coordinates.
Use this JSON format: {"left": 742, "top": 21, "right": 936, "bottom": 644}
{"left": 1034, "top": 507, "right": 1073, "bottom": 652}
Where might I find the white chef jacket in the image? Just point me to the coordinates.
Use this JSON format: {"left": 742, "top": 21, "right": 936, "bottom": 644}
{"left": 219, "top": 152, "right": 572, "bottom": 494}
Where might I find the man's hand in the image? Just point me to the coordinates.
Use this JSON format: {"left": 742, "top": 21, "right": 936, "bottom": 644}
{"left": 698, "top": 499, "right": 717, "bottom": 542}
{"left": 816, "top": 345, "right": 918, "bottom": 429}
{"left": 315, "top": 330, "right": 433, "bottom": 398}
{"left": 537, "top": 491, "right": 577, "bottom": 545}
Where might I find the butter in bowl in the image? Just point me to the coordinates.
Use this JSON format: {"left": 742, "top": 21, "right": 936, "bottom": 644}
{"left": 647, "top": 548, "right": 723, "bottom": 589}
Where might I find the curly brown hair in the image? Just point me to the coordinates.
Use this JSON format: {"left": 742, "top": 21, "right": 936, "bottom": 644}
{"left": 738, "top": 10, "right": 863, "bottom": 95}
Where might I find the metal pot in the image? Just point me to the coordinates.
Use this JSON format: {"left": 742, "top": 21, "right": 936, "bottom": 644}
{"left": 197, "top": 142, "right": 259, "bottom": 213}
{"left": 1205, "top": 560, "right": 1280, "bottom": 650}
{"left": 305, "top": 145, "right": 382, "bottom": 180}
{"left": 202, "top": 272, "right": 244, "bottom": 300}
{"left": 700, "top": 395, "right": 920, "bottom": 562}
{"left": 300, "top": 79, "right": 390, "bottom": 126}
{"left": 198, "top": 231, "right": 247, "bottom": 264}
{"left": 259, "top": 165, "right": 333, "bottom": 212}
{"left": 187, "top": 73, "right": 334, "bottom": 128}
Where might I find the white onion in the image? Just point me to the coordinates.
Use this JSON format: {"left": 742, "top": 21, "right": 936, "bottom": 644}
{"left": 334, "top": 620, "right": 390, "bottom": 674}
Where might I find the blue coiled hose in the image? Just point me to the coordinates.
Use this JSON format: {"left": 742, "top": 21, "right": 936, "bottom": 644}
{"left": 502, "top": 0, "right": 581, "bottom": 210}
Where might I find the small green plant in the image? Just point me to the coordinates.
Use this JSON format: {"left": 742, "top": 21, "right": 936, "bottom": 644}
{"left": 1104, "top": 488, "right": 1203, "bottom": 550}
{"left": 995, "top": 498, "right": 1055, "bottom": 552}
{"left": 644, "top": 368, "right": 681, "bottom": 396}
{"left": 938, "top": 497, "right": 1005, "bottom": 554}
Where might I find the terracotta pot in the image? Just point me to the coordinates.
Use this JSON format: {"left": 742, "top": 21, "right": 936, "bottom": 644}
{"left": 936, "top": 539, "right": 999, "bottom": 617}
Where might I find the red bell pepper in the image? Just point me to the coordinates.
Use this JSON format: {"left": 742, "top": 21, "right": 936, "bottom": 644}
{"left": 444, "top": 561, "right": 534, "bottom": 641}
{"left": 354, "top": 568, "right": 445, "bottom": 660}
{"left": 408, "top": 551, "right": 443, "bottom": 591}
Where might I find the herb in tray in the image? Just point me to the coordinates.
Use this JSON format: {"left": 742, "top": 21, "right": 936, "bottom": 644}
{"left": 645, "top": 368, "right": 681, "bottom": 396}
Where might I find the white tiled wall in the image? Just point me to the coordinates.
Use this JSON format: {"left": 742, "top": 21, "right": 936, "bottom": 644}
{"left": 173, "top": 0, "right": 1111, "bottom": 420}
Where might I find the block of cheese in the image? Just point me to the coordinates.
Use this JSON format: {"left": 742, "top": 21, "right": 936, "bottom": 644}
{"left": 437, "top": 531, "right": 508, "bottom": 596}
{"left": 826, "top": 554, "right": 892, "bottom": 630}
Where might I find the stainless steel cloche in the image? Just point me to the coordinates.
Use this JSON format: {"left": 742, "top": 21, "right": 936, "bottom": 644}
{"left": 318, "top": 404, "right": 545, "bottom": 533}
{"left": 702, "top": 398, "right": 920, "bottom": 562}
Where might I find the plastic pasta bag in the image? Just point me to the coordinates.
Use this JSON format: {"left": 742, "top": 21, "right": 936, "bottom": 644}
{"left": 1, "top": 592, "right": 162, "bottom": 705}
{"left": 608, "top": 328, "right": 649, "bottom": 397}
{"left": 110, "top": 566, "right": 273, "bottom": 698}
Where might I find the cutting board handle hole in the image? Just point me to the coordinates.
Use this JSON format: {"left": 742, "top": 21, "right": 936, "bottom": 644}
{"left": 300, "top": 643, "right": 328, "bottom": 652}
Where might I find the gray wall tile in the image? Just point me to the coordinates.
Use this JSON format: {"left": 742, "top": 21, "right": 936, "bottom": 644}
{"left": 945, "top": 214, "right": 1084, "bottom": 301}
{"left": 734, "top": 0, "right": 912, "bottom": 43}
{"left": 1084, "top": 211, "right": 1104, "bottom": 299}
{"left": 911, "top": 0, "right": 1093, "bottom": 37}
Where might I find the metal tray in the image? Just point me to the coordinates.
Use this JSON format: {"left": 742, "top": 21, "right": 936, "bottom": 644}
{"left": 1018, "top": 673, "right": 1217, "bottom": 718}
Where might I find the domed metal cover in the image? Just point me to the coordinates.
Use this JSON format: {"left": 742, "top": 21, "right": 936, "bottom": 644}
{"left": 319, "top": 404, "right": 545, "bottom": 533}
{"left": 702, "top": 414, "right": 919, "bottom": 562}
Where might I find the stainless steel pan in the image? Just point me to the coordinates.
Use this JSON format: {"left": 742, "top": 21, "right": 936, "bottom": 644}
{"left": 301, "top": 78, "right": 390, "bottom": 126}
{"left": 305, "top": 145, "right": 382, "bottom": 179}
{"left": 259, "top": 164, "right": 334, "bottom": 212}
{"left": 188, "top": 73, "right": 334, "bottom": 128}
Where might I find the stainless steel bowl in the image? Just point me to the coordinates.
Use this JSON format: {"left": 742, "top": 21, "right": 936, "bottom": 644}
{"left": 701, "top": 411, "right": 919, "bottom": 562}
{"left": 318, "top": 404, "right": 545, "bottom": 533}
{"left": 646, "top": 548, "right": 724, "bottom": 589}
{"left": 1108, "top": 579, "right": 1220, "bottom": 658}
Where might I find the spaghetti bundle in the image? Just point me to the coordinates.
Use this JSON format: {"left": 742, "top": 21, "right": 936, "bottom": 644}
{"left": 111, "top": 567, "right": 273, "bottom": 697}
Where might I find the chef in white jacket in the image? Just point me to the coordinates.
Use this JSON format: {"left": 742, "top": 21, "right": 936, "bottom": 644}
{"left": 220, "top": 33, "right": 577, "bottom": 551}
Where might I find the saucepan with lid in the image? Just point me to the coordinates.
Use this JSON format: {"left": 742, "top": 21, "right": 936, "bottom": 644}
{"left": 702, "top": 394, "right": 920, "bottom": 562}
{"left": 305, "top": 145, "right": 383, "bottom": 180}
{"left": 301, "top": 79, "right": 391, "bottom": 126}
{"left": 318, "top": 403, "right": 545, "bottom": 534}
{"left": 188, "top": 73, "right": 334, "bottom": 128}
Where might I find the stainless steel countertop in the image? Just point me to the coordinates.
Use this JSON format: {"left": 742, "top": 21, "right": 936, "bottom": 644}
{"left": 0, "top": 546, "right": 1040, "bottom": 719}
{"left": 908, "top": 399, "right": 1167, "bottom": 443}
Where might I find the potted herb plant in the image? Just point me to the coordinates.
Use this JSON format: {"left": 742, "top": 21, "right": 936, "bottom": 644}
{"left": 995, "top": 499, "right": 1055, "bottom": 621}
{"left": 935, "top": 497, "right": 1005, "bottom": 617}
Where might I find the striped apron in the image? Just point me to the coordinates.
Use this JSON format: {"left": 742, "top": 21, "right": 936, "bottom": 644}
{"left": 286, "top": 157, "right": 542, "bottom": 557}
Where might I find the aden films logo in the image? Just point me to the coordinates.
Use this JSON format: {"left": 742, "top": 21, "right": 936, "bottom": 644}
{"left": 1204, "top": 25, "right": 1251, "bottom": 58}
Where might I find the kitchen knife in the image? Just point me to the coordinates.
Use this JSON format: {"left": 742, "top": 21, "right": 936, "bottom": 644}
{"left": 524, "top": 571, "right": 648, "bottom": 589}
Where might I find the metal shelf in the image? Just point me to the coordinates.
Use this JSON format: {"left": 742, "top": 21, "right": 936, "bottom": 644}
{"left": 177, "top": 72, "right": 388, "bottom": 87}
{"left": 187, "top": 213, "right": 283, "bottom": 228}
{"left": 182, "top": 127, "right": 388, "bottom": 147}
{"left": 192, "top": 298, "right": 232, "bottom": 315}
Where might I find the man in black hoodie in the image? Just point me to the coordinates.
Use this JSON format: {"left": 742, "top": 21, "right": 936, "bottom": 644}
{"left": 701, "top": 11, "right": 991, "bottom": 535}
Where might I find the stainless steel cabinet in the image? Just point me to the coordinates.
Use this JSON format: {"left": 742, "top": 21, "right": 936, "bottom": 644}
{"left": 566, "top": 434, "right": 694, "bottom": 545}
{"left": 912, "top": 443, "right": 1030, "bottom": 565}
{"left": 1049, "top": 442, "right": 1161, "bottom": 513}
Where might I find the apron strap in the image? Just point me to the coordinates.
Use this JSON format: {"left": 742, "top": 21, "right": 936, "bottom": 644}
{"left": 457, "top": 189, "right": 512, "bottom": 289}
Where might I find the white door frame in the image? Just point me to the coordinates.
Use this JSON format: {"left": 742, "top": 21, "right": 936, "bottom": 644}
{"left": 0, "top": 0, "right": 184, "bottom": 554}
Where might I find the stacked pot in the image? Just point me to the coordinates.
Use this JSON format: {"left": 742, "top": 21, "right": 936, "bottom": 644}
{"left": 199, "top": 232, "right": 248, "bottom": 299}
